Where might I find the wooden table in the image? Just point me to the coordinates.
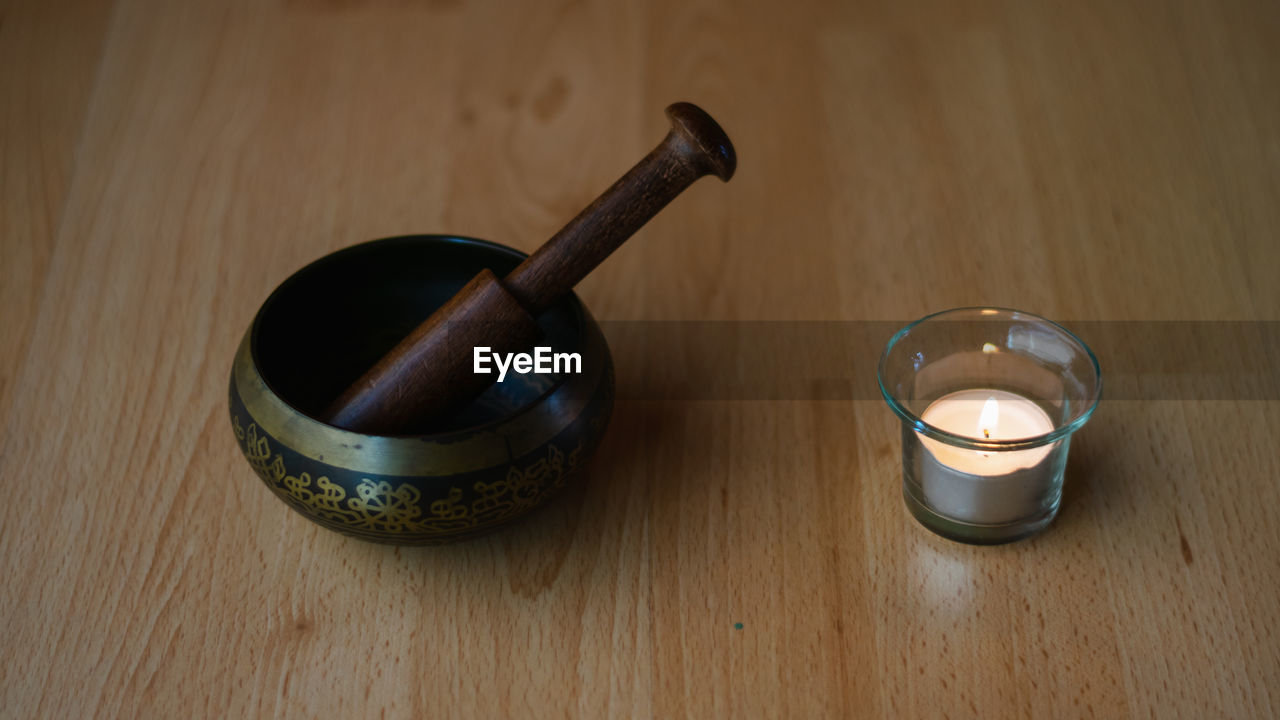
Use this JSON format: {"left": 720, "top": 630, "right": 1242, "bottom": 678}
{"left": 4, "top": 0, "right": 1278, "bottom": 716}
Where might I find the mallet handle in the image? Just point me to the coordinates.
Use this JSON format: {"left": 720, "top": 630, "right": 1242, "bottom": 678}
{"left": 322, "top": 103, "right": 735, "bottom": 434}
{"left": 504, "top": 102, "right": 736, "bottom": 314}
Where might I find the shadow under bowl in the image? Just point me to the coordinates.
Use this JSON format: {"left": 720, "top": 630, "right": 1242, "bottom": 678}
{"left": 228, "top": 235, "right": 615, "bottom": 545}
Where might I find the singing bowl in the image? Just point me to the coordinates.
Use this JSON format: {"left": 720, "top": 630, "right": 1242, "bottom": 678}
{"left": 228, "top": 235, "right": 615, "bottom": 545}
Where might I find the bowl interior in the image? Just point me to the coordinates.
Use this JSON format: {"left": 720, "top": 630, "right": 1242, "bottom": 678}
{"left": 251, "top": 235, "right": 584, "bottom": 434}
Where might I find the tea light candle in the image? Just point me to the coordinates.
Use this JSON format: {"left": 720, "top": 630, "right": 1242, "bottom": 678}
{"left": 879, "top": 307, "right": 1101, "bottom": 543}
{"left": 918, "top": 389, "right": 1056, "bottom": 525}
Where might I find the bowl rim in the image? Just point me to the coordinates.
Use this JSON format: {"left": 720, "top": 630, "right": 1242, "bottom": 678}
{"left": 245, "top": 234, "right": 601, "bottom": 445}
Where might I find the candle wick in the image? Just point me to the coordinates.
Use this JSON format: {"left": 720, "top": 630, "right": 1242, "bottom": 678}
{"left": 983, "top": 428, "right": 990, "bottom": 439}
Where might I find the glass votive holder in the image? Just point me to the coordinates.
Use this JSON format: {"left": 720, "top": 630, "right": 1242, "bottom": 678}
{"left": 877, "top": 308, "right": 1102, "bottom": 544}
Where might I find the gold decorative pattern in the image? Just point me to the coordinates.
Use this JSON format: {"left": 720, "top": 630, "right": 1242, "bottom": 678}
{"left": 232, "top": 415, "right": 583, "bottom": 541}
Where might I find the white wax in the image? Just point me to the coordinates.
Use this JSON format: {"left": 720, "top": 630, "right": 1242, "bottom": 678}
{"left": 917, "top": 389, "right": 1057, "bottom": 525}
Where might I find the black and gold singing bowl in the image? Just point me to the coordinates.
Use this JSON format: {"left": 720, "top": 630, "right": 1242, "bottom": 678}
{"left": 228, "top": 235, "right": 614, "bottom": 545}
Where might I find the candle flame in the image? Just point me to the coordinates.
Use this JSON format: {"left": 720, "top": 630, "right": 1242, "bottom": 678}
{"left": 978, "top": 396, "right": 999, "bottom": 439}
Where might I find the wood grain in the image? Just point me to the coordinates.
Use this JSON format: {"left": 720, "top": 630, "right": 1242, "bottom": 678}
{"left": 2, "top": 0, "right": 1278, "bottom": 717}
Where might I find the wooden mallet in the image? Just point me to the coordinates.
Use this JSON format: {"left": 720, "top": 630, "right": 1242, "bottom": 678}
{"left": 321, "top": 102, "right": 736, "bottom": 434}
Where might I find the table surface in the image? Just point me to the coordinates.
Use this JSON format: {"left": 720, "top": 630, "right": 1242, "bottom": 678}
{"left": 4, "top": 0, "right": 1279, "bottom": 717}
